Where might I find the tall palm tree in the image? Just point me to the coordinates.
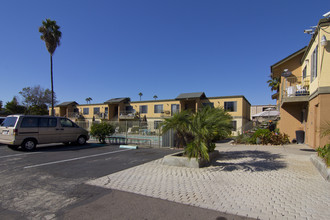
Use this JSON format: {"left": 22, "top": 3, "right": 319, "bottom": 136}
{"left": 138, "top": 92, "right": 143, "bottom": 101}
{"left": 153, "top": 95, "right": 158, "bottom": 100}
{"left": 39, "top": 19, "right": 62, "bottom": 116}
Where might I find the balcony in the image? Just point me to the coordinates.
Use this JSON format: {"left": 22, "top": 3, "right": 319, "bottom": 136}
{"left": 119, "top": 111, "right": 136, "bottom": 119}
{"left": 160, "top": 110, "right": 171, "bottom": 118}
{"left": 281, "top": 75, "right": 310, "bottom": 104}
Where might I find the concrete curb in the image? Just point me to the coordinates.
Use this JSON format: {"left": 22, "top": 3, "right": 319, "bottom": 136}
{"left": 162, "top": 150, "right": 219, "bottom": 168}
{"left": 310, "top": 154, "right": 330, "bottom": 181}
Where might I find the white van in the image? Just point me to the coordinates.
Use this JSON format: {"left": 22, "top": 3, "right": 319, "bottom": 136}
{"left": 0, "top": 115, "right": 89, "bottom": 151}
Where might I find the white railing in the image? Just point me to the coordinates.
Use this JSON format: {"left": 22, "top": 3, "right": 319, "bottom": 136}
{"left": 282, "top": 75, "right": 310, "bottom": 98}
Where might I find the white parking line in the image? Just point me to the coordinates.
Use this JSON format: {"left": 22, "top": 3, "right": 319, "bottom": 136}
{"left": 0, "top": 152, "right": 42, "bottom": 159}
{"left": 24, "top": 149, "right": 132, "bottom": 169}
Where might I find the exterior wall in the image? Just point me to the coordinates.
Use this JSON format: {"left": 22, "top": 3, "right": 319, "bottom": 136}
{"left": 306, "top": 94, "right": 330, "bottom": 148}
{"left": 305, "top": 25, "right": 330, "bottom": 94}
{"left": 77, "top": 103, "right": 108, "bottom": 119}
{"left": 319, "top": 25, "right": 330, "bottom": 88}
{"left": 208, "top": 96, "right": 251, "bottom": 135}
{"left": 52, "top": 95, "right": 251, "bottom": 136}
{"left": 131, "top": 100, "right": 180, "bottom": 119}
{"left": 271, "top": 20, "right": 330, "bottom": 148}
{"left": 277, "top": 102, "right": 306, "bottom": 141}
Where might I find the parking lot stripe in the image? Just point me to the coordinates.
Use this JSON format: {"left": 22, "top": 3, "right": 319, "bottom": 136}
{"left": 0, "top": 152, "right": 42, "bottom": 159}
{"left": 24, "top": 149, "right": 132, "bottom": 169}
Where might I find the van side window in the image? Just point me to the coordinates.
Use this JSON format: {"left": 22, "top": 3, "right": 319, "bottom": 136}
{"left": 39, "top": 118, "right": 57, "bottom": 127}
{"left": 21, "top": 117, "right": 39, "bottom": 128}
{"left": 60, "top": 118, "right": 74, "bottom": 127}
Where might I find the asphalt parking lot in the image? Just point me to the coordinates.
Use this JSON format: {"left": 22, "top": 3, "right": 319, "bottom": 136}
{"left": 0, "top": 142, "right": 183, "bottom": 219}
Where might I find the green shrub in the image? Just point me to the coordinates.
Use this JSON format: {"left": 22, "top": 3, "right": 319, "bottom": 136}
{"left": 251, "top": 129, "right": 271, "bottom": 144}
{"left": 317, "top": 144, "right": 330, "bottom": 166}
{"left": 234, "top": 132, "right": 253, "bottom": 144}
{"left": 90, "top": 122, "right": 115, "bottom": 143}
{"left": 242, "top": 129, "right": 289, "bottom": 145}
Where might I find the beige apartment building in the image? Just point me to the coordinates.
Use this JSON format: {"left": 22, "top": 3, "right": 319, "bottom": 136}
{"left": 52, "top": 92, "right": 251, "bottom": 135}
{"left": 270, "top": 16, "right": 330, "bottom": 148}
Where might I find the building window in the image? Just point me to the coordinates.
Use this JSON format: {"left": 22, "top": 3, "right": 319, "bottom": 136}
{"left": 140, "top": 105, "right": 148, "bottom": 114}
{"left": 125, "top": 106, "right": 134, "bottom": 112}
{"left": 202, "top": 102, "right": 214, "bottom": 108}
{"left": 154, "top": 121, "right": 162, "bottom": 129}
{"left": 231, "top": 120, "right": 237, "bottom": 131}
{"left": 311, "top": 46, "right": 318, "bottom": 82}
{"left": 302, "top": 66, "right": 307, "bottom": 79}
{"left": 154, "top": 104, "right": 163, "bottom": 113}
{"left": 171, "top": 104, "right": 180, "bottom": 115}
{"left": 83, "top": 108, "right": 89, "bottom": 115}
{"left": 224, "top": 101, "right": 237, "bottom": 112}
{"left": 93, "top": 107, "right": 100, "bottom": 115}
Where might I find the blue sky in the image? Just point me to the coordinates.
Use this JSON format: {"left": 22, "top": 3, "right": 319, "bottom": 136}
{"left": 0, "top": 0, "right": 329, "bottom": 106}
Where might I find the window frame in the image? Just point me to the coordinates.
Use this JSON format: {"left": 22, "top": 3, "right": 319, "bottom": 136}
{"left": 140, "top": 105, "right": 148, "bottom": 114}
{"left": 83, "top": 108, "right": 89, "bottom": 115}
{"left": 224, "top": 101, "right": 237, "bottom": 112}
{"left": 93, "top": 107, "right": 100, "bottom": 115}
{"left": 311, "top": 45, "right": 318, "bottom": 82}
{"left": 154, "top": 104, "right": 163, "bottom": 113}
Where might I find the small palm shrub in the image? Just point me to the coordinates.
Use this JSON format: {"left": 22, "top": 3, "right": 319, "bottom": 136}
{"left": 90, "top": 122, "right": 115, "bottom": 144}
{"left": 162, "top": 106, "right": 233, "bottom": 161}
{"left": 316, "top": 144, "right": 330, "bottom": 166}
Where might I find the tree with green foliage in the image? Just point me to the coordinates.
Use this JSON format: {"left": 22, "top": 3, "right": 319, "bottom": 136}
{"left": 138, "top": 92, "right": 143, "bottom": 101}
{"left": 5, "top": 97, "right": 26, "bottom": 115}
{"left": 267, "top": 77, "right": 281, "bottom": 92}
{"left": 90, "top": 122, "right": 115, "bottom": 144}
{"left": 162, "top": 110, "right": 192, "bottom": 147}
{"left": 19, "top": 85, "right": 55, "bottom": 115}
{"left": 39, "top": 19, "right": 62, "bottom": 116}
{"left": 85, "top": 97, "right": 92, "bottom": 104}
{"left": 162, "top": 106, "right": 232, "bottom": 161}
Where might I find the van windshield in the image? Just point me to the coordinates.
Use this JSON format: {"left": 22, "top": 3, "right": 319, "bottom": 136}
{"left": 1, "top": 117, "right": 18, "bottom": 127}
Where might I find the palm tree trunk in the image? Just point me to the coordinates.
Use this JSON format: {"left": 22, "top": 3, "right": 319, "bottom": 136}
{"left": 50, "top": 55, "right": 54, "bottom": 116}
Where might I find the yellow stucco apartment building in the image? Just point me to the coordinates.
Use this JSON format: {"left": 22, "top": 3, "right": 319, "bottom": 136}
{"left": 270, "top": 16, "right": 330, "bottom": 148}
{"left": 52, "top": 92, "right": 251, "bottom": 135}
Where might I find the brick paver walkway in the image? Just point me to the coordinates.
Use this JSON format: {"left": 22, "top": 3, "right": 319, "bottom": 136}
{"left": 87, "top": 143, "right": 330, "bottom": 220}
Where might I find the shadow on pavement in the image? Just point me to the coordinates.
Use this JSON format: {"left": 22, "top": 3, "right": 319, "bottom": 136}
{"left": 300, "top": 148, "right": 316, "bottom": 152}
{"left": 209, "top": 150, "right": 287, "bottom": 172}
{"left": 10, "top": 143, "right": 114, "bottom": 152}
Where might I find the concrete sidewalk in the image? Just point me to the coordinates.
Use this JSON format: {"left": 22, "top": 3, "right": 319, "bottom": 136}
{"left": 87, "top": 143, "right": 330, "bottom": 220}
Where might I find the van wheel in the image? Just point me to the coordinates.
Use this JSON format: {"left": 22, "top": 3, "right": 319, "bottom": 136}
{"left": 77, "top": 136, "right": 87, "bottom": 145}
{"left": 22, "top": 139, "right": 37, "bottom": 151}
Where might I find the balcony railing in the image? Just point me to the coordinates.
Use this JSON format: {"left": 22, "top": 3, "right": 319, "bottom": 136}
{"left": 119, "top": 111, "right": 136, "bottom": 119}
{"left": 160, "top": 110, "right": 171, "bottom": 117}
{"left": 281, "top": 75, "right": 310, "bottom": 103}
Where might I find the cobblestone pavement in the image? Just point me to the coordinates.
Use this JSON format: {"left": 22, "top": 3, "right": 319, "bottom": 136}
{"left": 87, "top": 143, "right": 330, "bottom": 220}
